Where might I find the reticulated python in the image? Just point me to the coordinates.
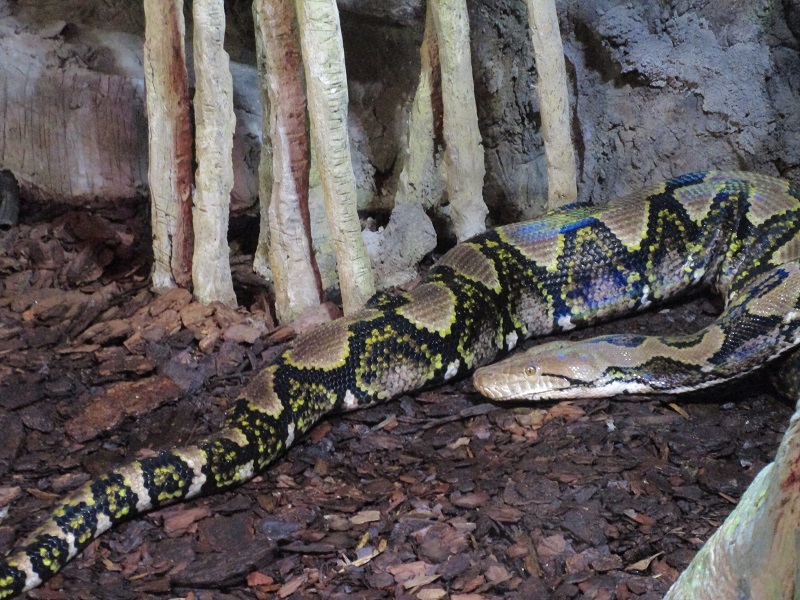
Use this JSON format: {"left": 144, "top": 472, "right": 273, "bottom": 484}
{"left": 2, "top": 171, "right": 800, "bottom": 597}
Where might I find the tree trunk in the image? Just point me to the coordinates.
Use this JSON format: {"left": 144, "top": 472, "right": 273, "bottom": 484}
{"left": 295, "top": 0, "right": 375, "bottom": 315}
{"left": 192, "top": 0, "right": 238, "bottom": 307}
{"left": 429, "top": 0, "right": 488, "bottom": 242}
{"left": 143, "top": 0, "right": 194, "bottom": 290}
{"left": 665, "top": 401, "right": 800, "bottom": 599}
{"left": 252, "top": 3, "right": 274, "bottom": 285}
{"left": 526, "top": 0, "right": 577, "bottom": 208}
{"left": 253, "top": 0, "right": 323, "bottom": 323}
{"left": 395, "top": 0, "right": 445, "bottom": 212}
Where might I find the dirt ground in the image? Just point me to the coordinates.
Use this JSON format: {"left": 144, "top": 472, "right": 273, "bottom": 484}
{"left": 0, "top": 209, "right": 793, "bottom": 600}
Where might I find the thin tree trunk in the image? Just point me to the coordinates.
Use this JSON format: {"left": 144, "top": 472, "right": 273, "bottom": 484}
{"left": 143, "top": 0, "right": 193, "bottom": 290}
{"left": 295, "top": 0, "right": 375, "bottom": 315}
{"left": 665, "top": 401, "right": 800, "bottom": 599}
{"left": 253, "top": 0, "right": 323, "bottom": 323}
{"left": 526, "top": 0, "right": 577, "bottom": 208}
{"left": 395, "top": 0, "right": 444, "bottom": 211}
{"left": 192, "top": 0, "right": 237, "bottom": 307}
{"left": 429, "top": 0, "right": 488, "bottom": 242}
{"left": 252, "top": 2, "right": 274, "bottom": 284}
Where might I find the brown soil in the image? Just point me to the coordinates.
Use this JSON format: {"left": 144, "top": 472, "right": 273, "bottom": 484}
{"left": 0, "top": 210, "right": 792, "bottom": 600}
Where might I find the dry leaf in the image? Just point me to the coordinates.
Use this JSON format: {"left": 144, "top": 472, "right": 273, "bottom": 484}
{"left": 278, "top": 574, "right": 306, "bottom": 598}
{"left": 625, "top": 551, "right": 664, "bottom": 572}
{"left": 247, "top": 571, "right": 274, "bottom": 586}
{"left": 404, "top": 573, "right": 440, "bottom": 590}
{"left": 350, "top": 510, "right": 381, "bottom": 525}
{"left": 668, "top": 403, "right": 691, "bottom": 420}
{"left": 418, "top": 588, "right": 448, "bottom": 600}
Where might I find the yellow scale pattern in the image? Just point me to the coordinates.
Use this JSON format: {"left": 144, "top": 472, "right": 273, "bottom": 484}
{"left": 474, "top": 172, "right": 800, "bottom": 401}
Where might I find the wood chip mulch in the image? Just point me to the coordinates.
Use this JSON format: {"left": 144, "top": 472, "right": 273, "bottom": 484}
{"left": 0, "top": 212, "right": 792, "bottom": 600}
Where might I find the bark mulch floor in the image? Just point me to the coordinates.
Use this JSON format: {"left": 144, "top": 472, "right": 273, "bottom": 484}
{"left": 0, "top": 212, "right": 792, "bottom": 600}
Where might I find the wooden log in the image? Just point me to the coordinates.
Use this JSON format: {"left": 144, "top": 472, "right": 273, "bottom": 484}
{"left": 395, "top": 0, "right": 445, "bottom": 212}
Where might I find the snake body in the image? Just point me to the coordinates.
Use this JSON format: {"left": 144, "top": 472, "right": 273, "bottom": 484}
{"left": 2, "top": 171, "right": 800, "bottom": 597}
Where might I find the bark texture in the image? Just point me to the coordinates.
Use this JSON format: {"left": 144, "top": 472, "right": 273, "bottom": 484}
{"left": 191, "top": 0, "right": 237, "bottom": 307}
{"left": 394, "top": 0, "right": 445, "bottom": 212}
{"left": 252, "top": 2, "right": 274, "bottom": 284}
{"left": 665, "top": 401, "right": 800, "bottom": 599}
{"left": 430, "top": 0, "right": 488, "bottom": 241}
{"left": 526, "top": 0, "right": 577, "bottom": 209}
{"left": 253, "top": 0, "right": 322, "bottom": 323}
{"left": 295, "top": 0, "right": 375, "bottom": 315}
{"left": 143, "top": 0, "right": 194, "bottom": 290}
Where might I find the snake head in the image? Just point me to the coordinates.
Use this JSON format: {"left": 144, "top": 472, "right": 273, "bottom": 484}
{"left": 473, "top": 338, "right": 650, "bottom": 401}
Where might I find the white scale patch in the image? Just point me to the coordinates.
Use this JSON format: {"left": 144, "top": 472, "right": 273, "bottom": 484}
{"left": 506, "top": 331, "right": 519, "bottom": 351}
{"left": 120, "top": 465, "right": 154, "bottom": 512}
{"left": 640, "top": 285, "right": 652, "bottom": 308}
{"left": 237, "top": 461, "right": 255, "bottom": 482}
{"left": 95, "top": 513, "right": 113, "bottom": 536}
{"left": 17, "top": 554, "right": 42, "bottom": 591}
{"left": 444, "top": 360, "right": 461, "bottom": 380}
{"left": 598, "top": 380, "right": 652, "bottom": 397}
{"left": 174, "top": 449, "right": 208, "bottom": 499}
{"left": 285, "top": 422, "right": 296, "bottom": 448}
{"left": 343, "top": 389, "right": 358, "bottom": 410}
{"left": 557, "top": 315, "right": 576, "bottom": 331}
{"left": 785, "top": 310, "right": 799, "bottom": 324}
{"left": 62, "top": 531, "right": 78, "bottom": 559}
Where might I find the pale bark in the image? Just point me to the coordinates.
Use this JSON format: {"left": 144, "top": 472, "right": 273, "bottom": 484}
{"left": 395, "top": 0, "right": 445, "bottom": 211}
{"left": 253, "top": 0, "right": 323, "bottom": 323}
{"left": 295, "top": 0, "right": 375, "bottom": 314}
{"left": 252, "top": 2, "right": 274, "bottom": 284}
{"left": 665, "top": 401, "right": 800, "bottom": 599}
{"left": 429, "top": 0, "right": 487, "bottom": 242}
{"left": 526, "top": 0, "right": 577, "bottom": 208}
{"left": 192, "top": 0, "right": 237, "bottom": 307}
{"left": 143, "top": 0, "right": 194, "bottom": 290}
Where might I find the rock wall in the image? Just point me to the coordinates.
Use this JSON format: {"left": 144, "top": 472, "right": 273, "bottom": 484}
{"left": 563, "top": 0, "right": 800, "bottom": 206}
{"left": 2, "top": 0, "right": 799, "bottom": 223}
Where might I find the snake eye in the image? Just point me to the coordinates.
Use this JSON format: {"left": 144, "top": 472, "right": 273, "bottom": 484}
{"left": 524, "top": 365, "right": 538, "bottom": 377}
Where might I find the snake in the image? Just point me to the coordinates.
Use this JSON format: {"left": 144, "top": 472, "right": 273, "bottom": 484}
{"left": 2, "top": 170, "right": 800, "bottom": 597}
